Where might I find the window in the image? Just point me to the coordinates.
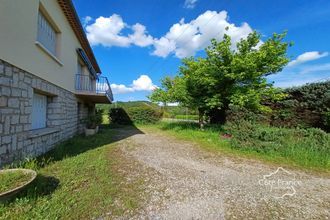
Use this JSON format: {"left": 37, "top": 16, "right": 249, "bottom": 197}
{"left": 32, "top": 93, "right": 47, "bottom": 130}
{"left": 37, "top": 11, "right": 57, "bottom": 55}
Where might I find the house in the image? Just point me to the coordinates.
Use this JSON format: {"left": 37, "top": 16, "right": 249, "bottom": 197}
{"left": 0, "top": 0, "right": 113, "bottom": 166}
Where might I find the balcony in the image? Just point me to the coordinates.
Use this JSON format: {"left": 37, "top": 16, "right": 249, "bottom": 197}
{"left": 75, "top": 74, "right": 113, "bottom": 103}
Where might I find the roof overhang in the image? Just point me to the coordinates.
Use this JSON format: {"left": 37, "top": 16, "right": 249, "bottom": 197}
{"left": 57, "top": 0, "right": 101, "bottom": 73}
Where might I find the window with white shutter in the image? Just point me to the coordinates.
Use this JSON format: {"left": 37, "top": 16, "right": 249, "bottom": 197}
{"left": 37, "top": 11, "right": 57, "bottom": 55}
{"left": 32, "top": 93, "right": 47, "bottom": 130}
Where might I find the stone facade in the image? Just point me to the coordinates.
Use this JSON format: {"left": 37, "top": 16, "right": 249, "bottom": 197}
{"left": 0, "top": 59, "right": 91, "bottom": 166}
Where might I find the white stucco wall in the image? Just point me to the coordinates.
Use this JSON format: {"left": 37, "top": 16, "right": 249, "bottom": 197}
{"left": 0, "top": 0, "right": 89, "bottom": 92}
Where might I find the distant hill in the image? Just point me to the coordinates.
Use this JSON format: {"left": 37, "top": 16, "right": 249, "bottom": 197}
{"left": 97, "top": 101, "right": 198, "bottom": 118}
{"left": 96, "top": 101, "right": 160, "bottom": 111}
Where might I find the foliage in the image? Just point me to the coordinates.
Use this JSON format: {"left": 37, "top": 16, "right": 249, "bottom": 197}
{"left": 324, "top": 111, "right": 330, "bottom": 128}
{"left": 97, "top": 101, "right": 158, "bottom": 112}
{"left": 143, "top": 121, "right": 330, "bottom": 170}
{"left": 85, "top": 109, "right": 103, "bottom": 129}
{"left": 109, "top": 107, "right": 133, "bottom": 125}
{"left": 226, "top": 105, "right": 269, "bottom": 124}
{"left": 109, "top": 106, "right": 162, "bottom": 124}
{"left": 126, "top": 106, "right": 163, "bottom": 124}
{"left": 149, "top": 31, "right": 290, "bottom": 125}
{"left": 224, "top": 120, "right": 330, "bottom": 168}
{"left": 268, "top": 81, "right": 330, "bottom": 130}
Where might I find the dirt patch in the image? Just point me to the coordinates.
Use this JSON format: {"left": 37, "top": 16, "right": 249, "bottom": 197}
{"left": 108, "top": 127, "right": 330, "bottom": 219}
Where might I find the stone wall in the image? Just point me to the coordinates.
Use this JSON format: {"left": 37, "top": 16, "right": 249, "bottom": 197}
{"left": 0, "top": 59, "right": 91, "bottom": 166}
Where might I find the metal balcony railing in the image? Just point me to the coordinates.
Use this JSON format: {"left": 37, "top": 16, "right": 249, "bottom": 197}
{"left": 75, "top": 74, "right": 113, "bottom": 102}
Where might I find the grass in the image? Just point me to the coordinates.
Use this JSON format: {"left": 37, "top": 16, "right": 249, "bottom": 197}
{"left": 0, "top": 171, "right": 33, "bottom": 194}
{"left": 140, "top": 121, "right": 330, "bottom": 173}
{"left": 174, "top": 115, "right": 199, "bottom": 120}
{"left": 0, "top": 126, "right": 144, "bottom": 219}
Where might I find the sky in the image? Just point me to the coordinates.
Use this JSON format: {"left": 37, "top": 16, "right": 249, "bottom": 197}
{"left": 73, "top": 0, "right": 330, "bottom": 102}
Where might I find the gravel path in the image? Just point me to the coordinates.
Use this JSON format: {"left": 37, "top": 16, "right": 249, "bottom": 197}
{"left": 113, "top": 127, "right": 330, "bottom": 219}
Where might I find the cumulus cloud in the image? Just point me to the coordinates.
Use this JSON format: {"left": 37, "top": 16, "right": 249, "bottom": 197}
{"left": 86, "top": 11, "right": 254, "bottom": 58}
{"left": 128, "top": 24, "right": 154, "bottom": 47}
{"left": 132, "top": 75, "right": 157, "bottom": 91}
{"left": 110, "top": 84, "right": 134, "bottom": 94}
{"left": 153, "top": 11, "right": 254, "bottom": 58}
{"left": 110, "top": 75, "right": 157, "bottom": 94}
{"left": 86, "top": 14, "right": 153, "bottom": 47}
{"left": 184, "top": 0, "right": 198, "bottom": 9}
{"left": 288, "top": 51, "right": 329, "bottom": 67}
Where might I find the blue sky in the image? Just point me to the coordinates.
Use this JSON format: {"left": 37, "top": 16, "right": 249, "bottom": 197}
{"left": 73, "top": 0, "right": 330, "bottom": 101}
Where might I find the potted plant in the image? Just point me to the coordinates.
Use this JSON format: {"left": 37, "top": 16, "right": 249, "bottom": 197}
{"left": 84, "top": 110, "right": 103, "bottom": 136}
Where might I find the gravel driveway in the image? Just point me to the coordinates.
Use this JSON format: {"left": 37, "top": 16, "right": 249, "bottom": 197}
{"left": 112, "top": 127, "right": 330, "bottom": 219}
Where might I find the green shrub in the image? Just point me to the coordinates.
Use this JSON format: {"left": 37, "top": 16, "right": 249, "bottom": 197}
{"left": 126, "top": 106, "right": 163, "bottom": 124}
{"left": 108, "top": 106, "right": 162, "bottom": 124}
{"left": 323, "top": 111, "right": 330, "bottom": 131}
{"left": 224, "top": 120, "right": 330, "bottom": 167}
{"left": 108, "top": 107, "right": 132, "bottom": 125}
{"left": 226, "top": 105, "right": 269, "bottom": 124}
{"left": 269, "top": 81, "right": 330, "bottom": 130}
{"left": 85, "top": 110, "right": 103, "bottom": 129}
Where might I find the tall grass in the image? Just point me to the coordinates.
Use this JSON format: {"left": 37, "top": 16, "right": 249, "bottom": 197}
{"left": 144, "top": 121, "right": 330, "bottom": 171}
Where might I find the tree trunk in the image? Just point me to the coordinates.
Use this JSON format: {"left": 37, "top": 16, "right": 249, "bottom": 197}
{"left": 198, "top": 108, "right": 205, "bottom": 130}
{"left": 209, "top": 104, "right": 229, "bottom": 124}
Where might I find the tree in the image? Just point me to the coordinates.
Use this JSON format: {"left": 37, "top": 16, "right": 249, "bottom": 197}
{"left": 149, "top": 31, "right": 291, "bottom": 127}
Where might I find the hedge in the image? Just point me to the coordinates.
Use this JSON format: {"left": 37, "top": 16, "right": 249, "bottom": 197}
{"left": 109, "top": 106, "right": 162, "bottom": 124}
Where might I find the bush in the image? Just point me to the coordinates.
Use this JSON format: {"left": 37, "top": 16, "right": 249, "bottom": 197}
{"left": 323, "top": 111, "right": 330, "bottom": 131}
{"left": 126, "top": 106, "right": 163, "bottom": 124}
{"left": 109, "top": 106, "right": 162, "bottom": 124}
{"left": 85, "top": 110, "right": 103, "bottom": 129}
{"left": 224, "top": 120, "right": 330, "bottom": 167}
{"left": 268, "top": 81, "right": 330, "bottom": 130}
{"left": 109, "top": 107, "right": 132, "bottom": 125}
{"left": 226, "top": 105, "right": 268, "bottom": 124}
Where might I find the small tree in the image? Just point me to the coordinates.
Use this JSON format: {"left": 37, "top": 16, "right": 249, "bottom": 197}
{"left": 149, "top": 31, "right": 291, "bottom": 128}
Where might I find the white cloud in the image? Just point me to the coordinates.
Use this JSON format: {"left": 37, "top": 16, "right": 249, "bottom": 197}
{"left": 110, "top": 84, "right": 134, "bottom": 94}
{"left": 132, "top": 75, "right": 157, "bottom": 91}
{"left": 299, "top": 63, "right": 330, "bottom": 74}
{"left": 86, "top": 11, "right": 254, "bottom": 58}
{"left": 110, "top": 75, "right": 157, "bottom": 94}
{"left": 152, "top": 10, "right": 254, "bottom": 58}
{"left": 288, "top": 51, "right": 329, "bottom": 67}
{"left": 85, "top": 14, "right": 153, "bottom": 47}
{"left": 184, "top": 0, "right": 198, "bottom": 9}
{"left": 129, "top": 24, "right": 154, "bottom": 47}
{"left": 268, "top": 62, "right": 330, "bottom": 88}
{"left": 82, "top": 16, "right": 92, "bottom": 27}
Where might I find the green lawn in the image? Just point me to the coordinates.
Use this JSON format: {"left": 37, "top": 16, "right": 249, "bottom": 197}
{"left": 140, "top": 121, "right": 330, "bottom": 173}
{"left": 0, "top": 126, "right": 144, "bottom": 219}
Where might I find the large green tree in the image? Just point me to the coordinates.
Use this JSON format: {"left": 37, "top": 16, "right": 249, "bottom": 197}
{"left": 149, "top": 31, "right": 290, "bottom": 126}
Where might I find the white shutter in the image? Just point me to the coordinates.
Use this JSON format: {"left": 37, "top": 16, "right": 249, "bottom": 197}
{"left": 32, "top": 93, "right": 47, "bottom": 129}
{"left": 37, "top": 12, "right": 56, "bottom": 55}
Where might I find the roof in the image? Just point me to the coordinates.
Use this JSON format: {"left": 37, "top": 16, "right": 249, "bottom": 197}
{"left": 57, "top": 0, "right": 101, "bottom": 73}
